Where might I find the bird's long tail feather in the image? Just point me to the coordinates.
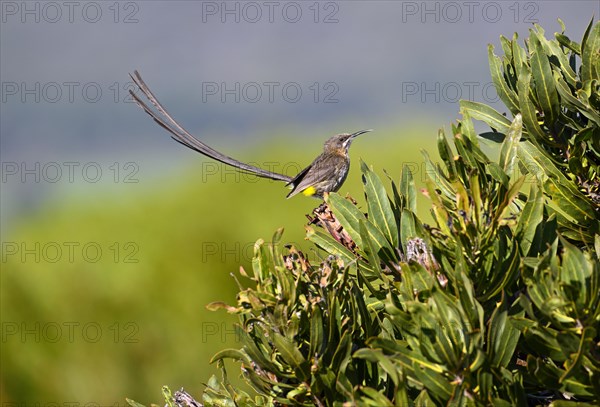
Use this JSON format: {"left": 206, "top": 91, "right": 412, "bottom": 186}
{"left": 129, "top": 70, "right": 293, "bottom": 183}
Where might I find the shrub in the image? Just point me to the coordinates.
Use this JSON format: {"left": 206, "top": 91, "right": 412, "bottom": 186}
{"left": 130, "top": 20, "right": 599, "bottom": 406}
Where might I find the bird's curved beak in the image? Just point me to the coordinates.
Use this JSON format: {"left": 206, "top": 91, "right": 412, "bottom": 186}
{"left": 350, "top": 129, "right": 373, "bottom": 138}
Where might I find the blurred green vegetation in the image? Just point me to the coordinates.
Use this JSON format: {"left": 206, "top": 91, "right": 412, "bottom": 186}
{"left": 1, "top": 125, "right": 436, "bottom": 404}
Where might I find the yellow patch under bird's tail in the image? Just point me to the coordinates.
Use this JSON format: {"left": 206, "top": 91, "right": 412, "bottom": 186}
{"left": 302, "top": 186, "right": 317, "bottom": 196}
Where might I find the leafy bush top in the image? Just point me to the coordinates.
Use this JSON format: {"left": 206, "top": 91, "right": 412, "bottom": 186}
{"left": 131, "top": 20, "right": 600, "bottom": 407}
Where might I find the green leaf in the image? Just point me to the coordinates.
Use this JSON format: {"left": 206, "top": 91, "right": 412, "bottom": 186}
{"left": 400, "top": 164, "right": 417, "bottom": 213}
{"left": 460, "top": 100, "right": 512, "bottom": 133}
{"left": 429, "top": 294, "right": 463, "bottom": 369}
{"left": 515, "top": 183, "right": 544, "bottom": 255}
{"left": 412, "top": 362, "right": 453, "bottom": 402}
{"left": 305, "top": 226, "right": 356, "bottom": 264}
{"left": 470, "top": 172, "right": 483, "bottom": 228}
{"left": 556, "top": 32, "right": 582, "bottom": 55}
{"left": 581, "top": 20, "right": 600, "bottom": 82}
{"left": 454, "top": 131, "right": 490, "bottom": 169}
{"left": 272, "top": 332, "right": 308, "bottom": 379}
{"left": 331, "top": 330, "right": 352, "bottom": 372}
{"left": 488, "top": 304, "right": 521, "bottom": 368}
{"left": 368, "top": 337, "right": 445, "bottom": 374}
{"left": 549, "top": 402, "right": 599, "bottom": 407}
{"left": 512, "top": 34, "right": 528, "bottom": 75}
{"left": 309, "top": 304, "right": 324, "bottom": 358}
{"left": 527, "top": 354, "right": 595, "bottom": 396}
{"left": 559, "top": 327, "right": 596, "bottom": 385}
{"left": 422, "top": 149, "right": 454, "bottom": 201}
{"left": 529, "top": 31, "right": 560, "bottom": 125}
{"left": 486, "top": 162, "right": 509, "bottom": 187}
{"left": 252, "top": 238, "right": 270, "bottom": 281}
{"left": 456, "top": 269, "right": 485, "bottom": 334}
{"left": 495, "top": 176, "right": 525, "bottom": 224}
{"left": 560, "top": 237, "right": 595, "bottom": 309}
{"left": 516, "top": 70, "right": 554, "bottom": 150}
{"left": 499, "top": 113, "right": 523, "bottom": 177}
{"left": 479, "top": 131, "right": 506, "bottom": 143}
{"left": 479, "top": 243, "right": 520, "bottom": 302}
{"left": 359, "top": 386, "right": 395, "bottom": 406}
{"left": 359, "top": 219, "right": 384, "bottom": 275}
{"left": 545, "top": 33, "right": 578, "bottom": 87}
{"left": 437, "top": 128, "right": 458, "bottom": 178}
{"left": 489, "top": 44, "right": 519, "bottom": 114}
{"left": 555, "top": 77, "right": 600, "bottom": 124}
{"left": 500, "top": 35, "right": 513, "bottom": 59}
{"left": 327, "top": 193, "right": 396, "bottom": 261}
{"left": 521, "top": 325, "right": 565, "bottom": 362}
{"left": 210, "top": 348, "right": 251, "bottom": 364}
{"left": 414, "top": 390, "right": 437, "bottom": 406}
{"left": 126, "top": 399, "right": 147, "bottom": 407}
{"left": 325, "top": 193, "right": 363, "bottom": 245}
{"left": 459, "top": 110, "right": 481, "bottom": 144}
{"left": 423, "top": 178, "right": 451, "bottom": 236}
{"left": 517, "top": 141, "right": 594, "bottom": 225}
{"left": 238, "top": 326, "right": 282, "bottom": 375}
{"left": 353, "top": 348, "right": 399, "bottom": 386}
{"left": 361, "top": 160, "right": 399, "bottom": 248}
{"left": 400, "top": 209, "right": 418, "bottom": 251}
{"left": 352, "top": 283, "right": 373, "bottom": 338}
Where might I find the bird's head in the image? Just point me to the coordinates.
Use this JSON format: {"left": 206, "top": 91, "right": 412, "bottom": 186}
{"left": 324, "top": 129, "right": 372, "bottom": 154}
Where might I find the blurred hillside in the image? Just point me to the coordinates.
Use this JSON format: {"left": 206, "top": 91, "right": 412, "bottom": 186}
{"left": 2, "top": 2, "right": 595, "bottom": 237}
{"left": 1, "top": 126, "right": 438, "bottom": 404}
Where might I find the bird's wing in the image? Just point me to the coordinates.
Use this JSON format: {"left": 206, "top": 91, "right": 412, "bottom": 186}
{"left": 129, "top": 70, "right": 293, "bottom": 183}
{"left": 285, "top": 163, "right": 313, "bottom": 198}
{"left": 286, "top": 154, "right": 336, "bottom": 198}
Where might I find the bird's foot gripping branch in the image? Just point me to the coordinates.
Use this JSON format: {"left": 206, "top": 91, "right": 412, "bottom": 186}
{"left": 128, "top": 20, "right": 599, "bottom": 406}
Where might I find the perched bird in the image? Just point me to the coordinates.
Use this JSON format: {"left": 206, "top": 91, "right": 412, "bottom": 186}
{"left": 129, "top": 70, "right": 371, "bottom": 198}
{"left": 284, "top": 130, "right": 371, "bottom": 198}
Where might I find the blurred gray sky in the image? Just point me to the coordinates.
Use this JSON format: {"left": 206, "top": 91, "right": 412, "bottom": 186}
{"left": 1, "top": 0, "right": 598, "bottom": 232}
